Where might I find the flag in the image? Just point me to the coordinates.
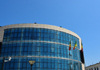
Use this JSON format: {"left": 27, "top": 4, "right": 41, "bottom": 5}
{"left": 81, "top": 43, "right": 83, "bottom": 52}
{"left": 80, "top": 42, "right": 85, "bottom": 63}
{"left": 69, "top": 41, "right": 71, "bottom": 50}
{"left": 73, "top": 41, "right": 77, "bottom": 50}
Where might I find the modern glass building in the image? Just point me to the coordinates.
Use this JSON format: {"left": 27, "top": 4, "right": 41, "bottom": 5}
{"left": 0, "top": 24, "right": 85, "bottom": 70}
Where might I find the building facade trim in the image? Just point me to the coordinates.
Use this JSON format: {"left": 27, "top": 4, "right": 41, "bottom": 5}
{"left": 0, "top": 56, "right": 82, "bottom": 63}
{"left": 3, "top": 40, "right": 80, "bottom": 50}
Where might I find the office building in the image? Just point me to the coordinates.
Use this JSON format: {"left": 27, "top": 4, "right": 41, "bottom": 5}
{"left": 0, "top": 24, "right": 85, "bottom": 70}
{"left": 86, "top": 62, "right": 100, "bottom": 70}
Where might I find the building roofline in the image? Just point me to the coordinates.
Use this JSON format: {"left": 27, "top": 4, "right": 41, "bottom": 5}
{"left": 1, "top": 23, "right": 80, "bottom": 38}
{"left": 86, "top": 62, "right": 100, "bottom": 68}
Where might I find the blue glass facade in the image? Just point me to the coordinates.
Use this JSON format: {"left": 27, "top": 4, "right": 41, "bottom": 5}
{"left": 0, "top": 28, "right": 82, "bottom": 70}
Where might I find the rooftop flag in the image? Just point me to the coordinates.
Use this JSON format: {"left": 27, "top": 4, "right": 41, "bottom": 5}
{"left": 81, "top": 42, "right": 83, "bottom": 52}
{"left": 69, "top": 41, "right": 71, "bottom": 50}
{"left": 73, "top": 41, "right": 77, "bottom": 50}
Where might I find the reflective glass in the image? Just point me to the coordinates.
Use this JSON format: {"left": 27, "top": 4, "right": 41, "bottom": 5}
{"left": 0, "top": 28, "right": 82, "bottom": 70}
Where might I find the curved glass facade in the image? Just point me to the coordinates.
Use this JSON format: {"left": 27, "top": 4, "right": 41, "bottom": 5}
{"left": 0, "top": 28, "right": 83, "bottom": 70}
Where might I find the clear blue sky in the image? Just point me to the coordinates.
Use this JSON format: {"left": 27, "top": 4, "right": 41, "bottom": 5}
{"left": 0, "top": 0, "right": 100, "bottom": 66}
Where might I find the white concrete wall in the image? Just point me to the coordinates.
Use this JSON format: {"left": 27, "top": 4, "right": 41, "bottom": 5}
{"left": 0, "top": 27, "right": 4, "bottom": 42}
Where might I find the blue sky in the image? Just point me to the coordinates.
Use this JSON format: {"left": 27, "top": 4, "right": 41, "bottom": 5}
{"left": 0, "top": 0, "right": 100, "bottom": 66}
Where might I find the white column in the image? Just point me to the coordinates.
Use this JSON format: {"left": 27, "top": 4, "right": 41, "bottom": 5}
{"left": 82, "top": 63, "right": 85, "bottom": 70}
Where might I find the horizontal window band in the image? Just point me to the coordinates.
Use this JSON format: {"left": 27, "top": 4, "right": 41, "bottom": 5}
{"left": 3, "top": 40, "right": 80, "bottom": 50}
{"left": 0, "top": 55, "right": 82, "bottom": 63}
